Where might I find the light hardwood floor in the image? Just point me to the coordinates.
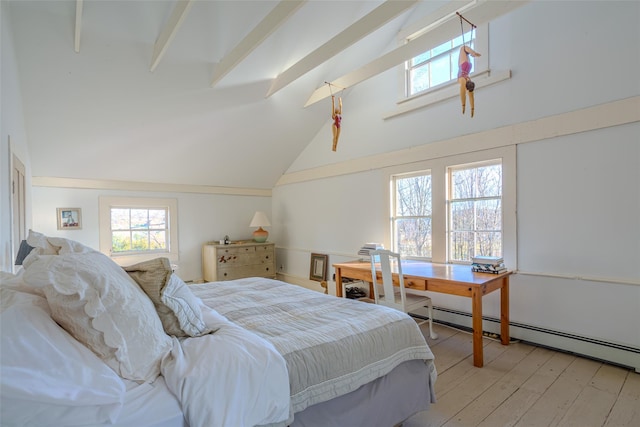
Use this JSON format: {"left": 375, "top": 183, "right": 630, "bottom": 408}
{"left": 403, "top": 323, "right": 639, "bottom": 427}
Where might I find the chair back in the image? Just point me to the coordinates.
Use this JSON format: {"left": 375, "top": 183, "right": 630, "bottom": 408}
{"left": 370, "top": 250, "right": 406, "bottom": 310}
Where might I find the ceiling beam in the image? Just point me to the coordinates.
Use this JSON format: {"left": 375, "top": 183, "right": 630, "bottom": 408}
{"left": 210, "top": 0, "right": 307, "bottom": 87}
{"left": 150, "top": 0, "right": 194, "bottom": 72}
{"left": 74, "top": 0, "right": 83, "bottom": 53}
{"left": 265, "top": 0, "right": 418, "bottom": 98}
{"left": 305, "top": 0, "right": 529, "bottom": 107}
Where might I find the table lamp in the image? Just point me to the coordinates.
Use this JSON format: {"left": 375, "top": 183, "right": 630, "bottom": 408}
{"left": 250, "top": 211, "right": 271, "bottom": 242}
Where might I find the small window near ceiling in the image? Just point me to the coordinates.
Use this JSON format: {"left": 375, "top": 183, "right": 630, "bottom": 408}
{"left": 99, "top": 197, "right": 178, "bottom": 265}
{"left": 391, "top": 171, "right": 432, "bottom": 259}
{"left": 448, "top": 160, "right": 502, "bottom": 262}
{"left": 407, "top": 31, "right": 475, "bottom": 97}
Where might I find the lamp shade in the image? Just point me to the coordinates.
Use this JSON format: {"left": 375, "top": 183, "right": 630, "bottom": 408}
{"left": 250, "top": 211, "right": 271, "bottom": 243}
{"left": 250, "top": 211, "right": 271, "bottom": 227}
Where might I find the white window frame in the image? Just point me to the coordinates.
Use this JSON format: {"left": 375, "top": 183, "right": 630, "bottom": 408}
{"left": 391, "top": 170, "right": 433, "bottom": 260}
{"left": 99, "top": 196, "right": 179, "bottom": 265}
{"left": 447, "top": 159, "right": 503, "bottom": 263}
{"left": 385, "top": 146, "right": 516, "bottom": 269}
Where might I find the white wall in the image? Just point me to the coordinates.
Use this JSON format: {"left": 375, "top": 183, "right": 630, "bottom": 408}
{"left": 1, "top": 2, "right": 32, "bottom": 271}
{"left": 273, "top": 1, "right": 640, "bottom": 368}
{"left": 30, "top": 185, "right": 271, "bottom": 282}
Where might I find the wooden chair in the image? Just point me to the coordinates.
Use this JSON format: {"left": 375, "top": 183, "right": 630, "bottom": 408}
{"left": 370, "top": 250, "right": 438, "bottom": 339}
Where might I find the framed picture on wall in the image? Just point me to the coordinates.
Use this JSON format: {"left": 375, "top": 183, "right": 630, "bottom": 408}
{"left": 309, "top": 253, "right": 328, "bottom": 282}
{"left": 57, "top": 208, "right": 82, "bottom": 230}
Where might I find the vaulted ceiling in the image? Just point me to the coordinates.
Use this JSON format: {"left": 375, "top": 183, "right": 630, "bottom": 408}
{"left": 7, "top": 0, "right": 487, "bottom": 190}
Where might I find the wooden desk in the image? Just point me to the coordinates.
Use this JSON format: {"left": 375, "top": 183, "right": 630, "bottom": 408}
{"left": 333, "top": 260, "right": 511, "bottom": 368}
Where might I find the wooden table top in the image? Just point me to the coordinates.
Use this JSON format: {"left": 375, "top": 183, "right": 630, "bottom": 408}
{"left": 333, "top": 260, "right": 511, "bottom": 286}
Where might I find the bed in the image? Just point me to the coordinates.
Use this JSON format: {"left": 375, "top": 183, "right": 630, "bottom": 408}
{"left": 0, "top": 232, "right": 436, "bottom": 427}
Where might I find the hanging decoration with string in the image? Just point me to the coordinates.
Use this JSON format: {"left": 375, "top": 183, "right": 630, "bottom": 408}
{"left": 456, "top": 12, "right": 481, "bottom": 118}
{"left": 326, "top": 82, "right": 344, "bottom": 151}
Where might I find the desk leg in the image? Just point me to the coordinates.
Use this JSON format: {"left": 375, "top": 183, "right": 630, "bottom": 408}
{"left": 501, "top": 276, "right": 510, "bottom": 345}
{"left": 335, "top": 267, "right": 344, "bottom": 298}
{"left": 471, "top": 287, "right": 483, "bottom": 368}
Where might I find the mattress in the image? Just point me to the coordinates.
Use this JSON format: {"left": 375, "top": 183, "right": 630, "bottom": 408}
{"left": 191, "top": 277, "right": 437, "bottom": 422}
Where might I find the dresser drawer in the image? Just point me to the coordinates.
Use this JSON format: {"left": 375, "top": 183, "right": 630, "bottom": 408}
{"left": 202, "top": 242, "right": 276, "bottom": 282}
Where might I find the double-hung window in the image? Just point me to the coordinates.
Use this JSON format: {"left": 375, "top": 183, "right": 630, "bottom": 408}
{"left": 448, "top": 160, "right": 502, "bottom": 262}
{"left": 99, "top": 196, "right": 179, "bottom": 265}
{"left": 391, "top": 171, "right": 433, "bottom": 259}
{"left": 389, "top": 147, "right": 514, "bottom": 266}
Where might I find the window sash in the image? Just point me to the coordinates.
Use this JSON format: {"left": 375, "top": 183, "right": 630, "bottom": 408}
{"left": 99, "top": 196, "right": 179, "bottom": 265}
{"left": 391, "top": 171, "right": 432, "bottom": 259}
{"left": 406, "top": 31, "right": 475, "bottom": 97}
{"left": 447, "top": 160, "right": 503, "bottom": 263}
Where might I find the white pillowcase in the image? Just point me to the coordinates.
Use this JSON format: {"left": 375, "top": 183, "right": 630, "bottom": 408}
{"left": 0, "top": 286, "right": 126, "bottom": 426}
{"left": 162, "top": 273, "right": 214, "bottom": 337}
{"left": 22, "top": 249, "right": 173, "bottom": 383}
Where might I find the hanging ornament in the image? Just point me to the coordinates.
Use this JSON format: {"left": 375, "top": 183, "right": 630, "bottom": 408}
{"left": 456, "top": 12, "right": 481, "bottom": 118}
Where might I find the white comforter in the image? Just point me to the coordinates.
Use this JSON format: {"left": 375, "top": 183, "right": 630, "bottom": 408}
{"left": 160, "top": 305, "right": 290, "bottom": 427}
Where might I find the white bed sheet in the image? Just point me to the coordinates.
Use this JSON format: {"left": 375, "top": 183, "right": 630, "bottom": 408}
{"left": 112, "top": 378, "right": 185, "bottom": 427}
{"left": 160, "top": 305, "right": 291, "bottom": 427}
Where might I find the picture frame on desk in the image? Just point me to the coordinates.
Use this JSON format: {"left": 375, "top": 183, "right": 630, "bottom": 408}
{"left": 309, "top": 253, "right": 328, "bottom": 282}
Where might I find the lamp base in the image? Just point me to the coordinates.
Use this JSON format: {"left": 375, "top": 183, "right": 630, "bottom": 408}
{"left": 253, "top": 227, "right": 268, "bottom": 243}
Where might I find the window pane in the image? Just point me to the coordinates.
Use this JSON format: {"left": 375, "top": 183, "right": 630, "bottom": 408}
{"left": 431, "top": 40, "right": 450, "bottom": 57}
{"left": 452, "top": 168, "right": 475, "bottom": 199}
{"left": 131, "top": 209, "right": 149, "bottom": 230}
{"left": 430, "top": 55, "right": 451, "bottom": 87}
{"left": 450, "top": 231, "right": 473, "bottom": 261}
{"left": 476, "top": 199, "right": 502, "bottom": 230}
{"left": 111, "top": 208, "right": 129, "bottom": 230}
{"left": 112, "top": 231, "right": 131, "bottom": 252}
{"left": 149, "top": 230, "right": 166, "bottom": 250}
{"left": 132, "top": 231, "right": 149, "bottom": 250}
{"left": 476, "top": 232, "right": 502, "bottom": 258}
{"left": 412, "top": 51, "right": 431, "bottom": 66}
{"left": 396, "top": 174, "right": 432, "bottom": 216}
{"left": 148, "top": 209, "right": 166, "bottom": 229}
{"left": 396, "top": 218, "right": 432, "bottom": 258}
{"left": 451, "top": 200, "right": 473, "bottom": 230}
{"left": 410, "top": 65, "right": 430, "bottom": 94}
{"left": 477, "top": 164, "right": 502, "bottom": 197}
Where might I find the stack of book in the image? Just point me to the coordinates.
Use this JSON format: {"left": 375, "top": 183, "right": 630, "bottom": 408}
{"left": 358, "top": 243, "right": 384, "bottom": 257}
{"left": 471, "top": 256, "right": 506, "bottom": 274}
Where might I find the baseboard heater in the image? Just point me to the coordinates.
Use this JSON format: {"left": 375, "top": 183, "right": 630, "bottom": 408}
{"left": 424, "top": 306, "right": 640, "bottom": 373}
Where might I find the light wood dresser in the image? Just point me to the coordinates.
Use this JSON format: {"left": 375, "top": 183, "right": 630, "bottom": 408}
{"left": 202, "top": 241, "right": 276, "bottom": 282}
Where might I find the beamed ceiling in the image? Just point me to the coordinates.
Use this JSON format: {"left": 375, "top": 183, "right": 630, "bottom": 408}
{"left": 6, "top": 0, "right": 524, "bottom": 190}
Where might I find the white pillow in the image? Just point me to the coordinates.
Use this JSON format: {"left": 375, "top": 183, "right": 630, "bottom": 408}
{"left": 0, "top": 287, "right": 126, "bottom": 426}
{"left": 22, "top": 250, "right": 173, "bottom": 383}
{"left": 162, "top": 273, "right": 214, "bottom": 337}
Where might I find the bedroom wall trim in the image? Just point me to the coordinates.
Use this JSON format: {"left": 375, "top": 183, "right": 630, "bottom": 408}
{"left": 31, "top": 176, "right": 271, "bottom": 197}
{"left": 516, "top": 271, "right": 640, "bottom": 287}
{"left": 276, "top": 96, "right": 640, "bottom": 187}
{"left": 431, "top": 307, "right": 640, "bottom": 373}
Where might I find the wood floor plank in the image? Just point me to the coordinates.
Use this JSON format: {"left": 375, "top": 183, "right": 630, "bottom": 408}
{"left": 427, "top": 341, "right": 518, "bottom": 426}
{"left": 604, "top": 371, "right": 640, "bottom": 427}
{"left": 442, "top": 342, "right": 536, "bottom": 427}
{"left": 435, "top": 339, "right": 509, "bottom": 398}
{"left": 556, "top": 364, "right": 627, "bottom": 426}
{"left": 403, "top": 323, "right": 638, "bottom": 427}
{"left": 476, "top": 347, "right": 559, "bottom": 427}
{"left": 515, "top": 357, "right": 602, "bottom": 427}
